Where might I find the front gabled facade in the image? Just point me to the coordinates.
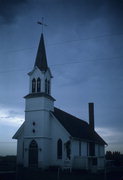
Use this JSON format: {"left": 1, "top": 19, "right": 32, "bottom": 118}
{"left": 13, "top": 33, "right": 107, "bottom": 171}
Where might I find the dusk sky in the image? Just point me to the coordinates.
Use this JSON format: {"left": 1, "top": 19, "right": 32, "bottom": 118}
{"left": 0, "top": 0, "right": 123, "bottom": 155}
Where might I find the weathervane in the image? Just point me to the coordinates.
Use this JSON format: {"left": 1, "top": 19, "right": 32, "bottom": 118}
{"left": 37, "top": 17, "right": 48, "bottom": 33}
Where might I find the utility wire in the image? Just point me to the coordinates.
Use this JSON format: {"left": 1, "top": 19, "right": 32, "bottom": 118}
{"left": 50, "top": 55, "right": 123, "bottom": 66}
{"left": 0, "top": 142, "right": 16, "bottom": 143}
{"left": 47, "top": 32, "right": 123, "bottom": 46}
{"left": 0, "top": 32, "right": 123, "bottom": 55}
{"left": 0, "top": 55, "right": 122, "bottom": 74}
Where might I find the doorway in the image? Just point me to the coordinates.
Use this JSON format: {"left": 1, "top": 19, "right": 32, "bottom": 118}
{"left": 29, "top": 140, "right": 38, "bottom": 167}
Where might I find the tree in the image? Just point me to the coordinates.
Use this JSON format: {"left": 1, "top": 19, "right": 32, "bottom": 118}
{"left": 105, "top": 151, "right": 121, "bottom": 166}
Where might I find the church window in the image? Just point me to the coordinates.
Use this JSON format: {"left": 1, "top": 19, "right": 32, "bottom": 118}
{"left": 29, "top": 140, "right": 37, "bottom": 148}
{"left": 33, "top": 122, "right": 36, "bottom": 126}
{"left": 32, "top": 129, "right": 35, "bottom": 133}
{"left": 32, "top": 78, "right": 36, "bottom": 93}
{"left": 57, "top": 139, "right": 62, "bottom": 159}
{"left": 47, "top": 80, "right": 50, "bottom": 94}
{"left": 89, "top": 142, "right": 95, "bottom": 156}
{"left": 23, "top": 142, "right": 24, "bottom": 158}
{"left": 45, "top": 79, "right": 48, "bottom": 93}
{"left": 87, "top": 143, "right": 89, "bottom": 156}
{"left": 79, "top": 141, "right": 81, "bottom": 156}
{"left": 37, "top": 78, "right": 41, "bottom": 92}
{"left": 65, "top": 140, "right": 71, "bottom": 160}
{"left": 92, "top": 158, "right": 97, "bottom": 165}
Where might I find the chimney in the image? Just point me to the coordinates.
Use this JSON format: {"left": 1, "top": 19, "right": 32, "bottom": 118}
{"left": 88, "top": 102, "right": 94, "bottom": 130}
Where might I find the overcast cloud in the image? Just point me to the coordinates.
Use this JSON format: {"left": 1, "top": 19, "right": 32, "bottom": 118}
{"left": 0, "top": 0, "right": 123, "bottom": 155}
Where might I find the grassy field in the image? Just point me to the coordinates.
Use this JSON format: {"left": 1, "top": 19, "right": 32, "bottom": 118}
{"left": 0, "top": 167, "right": 123, "bottom": 180}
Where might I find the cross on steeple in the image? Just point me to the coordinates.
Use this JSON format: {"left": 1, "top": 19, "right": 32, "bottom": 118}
{"left": 37, "top": 17, "right": 48, "bottom": 33}
{"left": 35, "top": 18, "right": 48, "bottom": 71}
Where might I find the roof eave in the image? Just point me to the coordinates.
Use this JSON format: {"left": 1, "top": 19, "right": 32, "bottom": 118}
{"left": 12, "top": 122, "right": 24, "bottom": 139}
{"left": 70, "top": 136, "right": 107, "bottom": 145}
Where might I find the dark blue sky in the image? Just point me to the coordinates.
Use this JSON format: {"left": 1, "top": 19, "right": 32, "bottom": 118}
{"left": 0, "top": 0, "right": 123, "bottom": 155}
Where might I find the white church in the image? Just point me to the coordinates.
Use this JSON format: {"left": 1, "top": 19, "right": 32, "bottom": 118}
{"left": 13, "top": 33, "right": 107, "bottom": 171}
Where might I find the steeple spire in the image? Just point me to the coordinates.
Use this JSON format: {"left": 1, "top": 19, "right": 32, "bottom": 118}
{"left": 34, "top": 33, "right": 48, "bottom": 71}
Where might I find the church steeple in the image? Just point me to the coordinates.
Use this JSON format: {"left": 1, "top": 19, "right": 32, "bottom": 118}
{"left": 26, "top": 32, "right": 54, "bottom": 100}
{"left": 34, "top": 33, "right": 48, "bottom": 71}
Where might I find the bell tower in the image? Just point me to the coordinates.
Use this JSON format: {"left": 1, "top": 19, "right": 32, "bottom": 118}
{"left": 24, "top": 33, "right": 55, "bottom": 133}
{"left": 23, "top": 33, "right": 55, "bottom": 167}
{"left": 28, "top": 33, "right": 53, "bottom": 96}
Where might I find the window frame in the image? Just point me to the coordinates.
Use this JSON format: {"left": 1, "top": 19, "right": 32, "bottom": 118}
{"left": 32, "top": 78, "right": 36, "bottom": 93}
{"left": 57, "top": 139, "right": 62, "bottom": 159}
{"left": 37, "top": 77, "right": 41, "bottom": 92}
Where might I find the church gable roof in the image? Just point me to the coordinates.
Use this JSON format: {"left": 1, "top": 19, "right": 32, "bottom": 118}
{"left": 52, "top": 107, "right": 107, "bottom": 145}
{"left": 34, "top": 33, "right": 48, "bottom": 71}
{"left": 12, "top": 122, "right": 24, "bottom": 139}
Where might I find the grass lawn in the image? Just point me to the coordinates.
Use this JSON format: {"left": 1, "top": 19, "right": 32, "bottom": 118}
{"left": 0, "top": 167, "right": 123, "bottom": 180}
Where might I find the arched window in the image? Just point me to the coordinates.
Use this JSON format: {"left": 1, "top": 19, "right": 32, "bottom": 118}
{"left": 89, "top": 142, "right": 95, "bottom": 156}
{"left": 29, "top": 140, "right": 38, "bottom": 148}
{"left": 32, "top": 78, "right": 36, "bottom": 93}
{"left": 23, "top": 141, "right": 24, "bottom": 158}
{"left": 37, "top": 78, "right": 41, "bottom": 92}
{"left": 45, "top": 79, "right": 47, "bottom": 93}
{"left": 57, "top": 139, "right": 62, "bottom": 159}
{"left": 65, "top": 140, "right": 71, "bottom": 160}
{"left": 47, "top": 80, "right": 50, "bottom": 95}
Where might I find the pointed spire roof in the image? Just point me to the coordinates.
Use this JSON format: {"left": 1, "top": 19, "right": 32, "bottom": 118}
{"left": 34, "top": 33, "right": 48, "bottom": 71}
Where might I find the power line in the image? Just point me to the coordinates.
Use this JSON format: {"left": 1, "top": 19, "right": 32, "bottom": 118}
{"left": 0, "top": 32, "right": 123, "bottom": 55}
{"left": 0, "top": 142, "right": 16, "bottom": 143}
{"left": 0, "top": 55, "right": 122, "bottom": 74}
{"left": 47, "top": 32, "right": 123, "bottom": 46}
{"left": 0, "top": 68, "right": 29, "bottom": 74}
{"left": 1, "top": 46, "right": 36, "bottom": 53}
{"left": 50, "top": 55, "right": 123, "bottom": 66}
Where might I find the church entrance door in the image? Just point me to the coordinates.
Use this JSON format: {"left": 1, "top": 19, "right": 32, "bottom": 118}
{"left": 29, "top": 140, "right": 38, "bottom": 167}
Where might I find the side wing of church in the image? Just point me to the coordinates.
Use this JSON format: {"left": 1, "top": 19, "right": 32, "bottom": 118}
{"left": 13, "top": 33, "right": 107, "bottom": 171}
